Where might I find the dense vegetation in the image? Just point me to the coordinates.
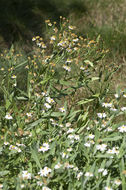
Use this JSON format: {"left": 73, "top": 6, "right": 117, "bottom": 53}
{"left": 0, "top": 1, "right": 126, "bottom": 189}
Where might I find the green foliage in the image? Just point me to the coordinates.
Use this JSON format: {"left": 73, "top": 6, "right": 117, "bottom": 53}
{"left": 0, "top": 18, "right": 126, "bottom": 190}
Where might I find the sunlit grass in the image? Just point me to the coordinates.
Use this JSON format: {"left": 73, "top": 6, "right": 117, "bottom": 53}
{"left": 0, "top": 17, "right": 126, "bottom": 190}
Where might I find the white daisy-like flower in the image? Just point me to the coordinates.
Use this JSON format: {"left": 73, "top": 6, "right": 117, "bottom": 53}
{"left": 123, "top": 94, "right": 126, "bottom": 98}
{"left": 80, "top": 66, "right": 85, "bottom": 70}
{"left": 11, "top": 75, "right": 16, "bottom": 79}
{"left": 68, "top": 25, "right": 75, "bottom": 30}
{"left": 121, "top": 107, "right": 126, "bottom": 111}
{"left": 42, "top": 186, "right": 51, "bottom": 190}
{"left": 88, "top": 134, "right": 95, "bottom": 139}
{"left": 5, "top": 113, "right": 13, "bottom": 120}
{"left": 38, "top": 167, "right": 52, "bottom": 177}
{"left": 66, "top": 59, "right": 72, "bottom": 63}
{"left": 114, "top": 179, "right": 121, "bottom": 185}
{"left": 84, "top": 142, "right": 91, "bottom": 147}
{"left": 63, "top": 65, "right": 71, "bottom": 72}
{"left": 74, "top": 135, "right": 80, "bottom": 140}
{"left": 67, "top": 128, "right": 75, "bottom": 134}
{"left": 44, "top": 103, "right": 51, "bottom": 109}
{"left": 54, "top": 162, "right": 62, "bottom": 169}
{"left": 0, "top": 184, "right": 3, "bottom": 189}
{"left": 77, "top": 172, "right": 83, "bottom": 180}
{"left": 66, "top": 122, "right": 71, "bottom": 127}
{"left": 22, "top": 171, "right": 32, "bottom": 180}
{"left": 104, "top": 187, "right": 113, "bottom": 190}
{"left": 98, "top": 168, "right": 104, "bottom": 173}
{"left": 26, "top": 113, "right": 32, "bottom": 117}
{"left": 118, "top": 125, "right": 126, "bottom": 133}
{"left": 46, "top": 97, "right": 54, "bottom": 104}
{"left": 4, "top": 142, "right": 9, "bottom": 145}
{"left": 96, "top": 144, "right": 107, "bottom": 152}
{"left": 97, "top": 113, "right": 107, "bottom": 119}
{"left": 85, "top": 172, "right": 93, "bottom": 177}
{"left": 67, "top": 147, "right": 72, "bottom": 152}
{"left": 37, "top": 181, "right": 43, "bottom": 186}
{"left": 73, "top": 38, "right": 79, "bottom": 42}
{"left": 114, "top": 94, "right": 119, "bottom": 98}
{"left": 38, "top": 143, "right": 50, "bottom": 152}
{"left": 59, "top": 107, "right": 66, "bottom": 112}
{"left": 107, "top": 147, "right": 119, "bottom": 155}
{"left": 103, "top": 169, "right": 108, "bottom": 176}
{"left": 50, "top": 36, "right": 56, "bottom": 41}
{"left": 62, "top": 152, "right": 69, "bottom": 159}
{"left": 102, "top": 103, "right": 112, "bottom": 108}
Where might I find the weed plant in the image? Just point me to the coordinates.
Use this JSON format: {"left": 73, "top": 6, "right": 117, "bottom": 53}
{"left": 0, "top": 17, "right": 126, "bottom": 190}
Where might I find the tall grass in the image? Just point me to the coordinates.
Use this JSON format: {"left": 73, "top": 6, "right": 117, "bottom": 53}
{"left": 0, "top": 17, "right": 126, "bottom": 190}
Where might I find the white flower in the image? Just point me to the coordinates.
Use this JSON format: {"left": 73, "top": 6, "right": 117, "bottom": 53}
{"left": 11, "top": 75, "right": 16, "bottom": 79}
{"left": 5, "top": 114, "right": 13, "bottom": 120}
{"left": 68, "top": 134, "right": 74, "bottom": 139}
{"left": 96, "top": 144, "right": 107, "bottom": 152}
{"left": 38, "top": 143, "right": 50, "bottom": 152}
{"left": 74, "top": 135, "right": 80, "bottom": 140}
{"left": 88, "top": 134, "right": 95, "bottom": 139}
{"left": 26, "top": 113, "right": 32, "bottom": 117}
{"left": 44, "top": 103, "right": 51, "bottom": 109}
{"left": 59, "top": 107, "right": 66, "bottom": 112}
{"left": 84, "top": 142, "right": 91, "bottom": 147}
{"left": 121, "top": 107, "right": 126, "bottom": 111}
{"left": 105, "top": 187, "right": 113, "bottom": 190}
{"left": 98, "top": 168, "right": 104, "bottom": 173}
{"left": 42, "top": 187, "right": 51, "bottom": 190}
{"left": 110, "top": 107, "right": 117, "bottom": 112}
{"left": 66, "top": 122, "right": 71, "bottom": 127}
{"left": 103, "top": 169, "right": 108, "bottom": 176}
{"left": 22, "top": 171, "right": 32, "bottom": 180}
{"left": 64, "top": 162, "right": 74, "bottom": 169}
{"left": 37, "top": 181, "right": 43, "bottom": 186}
{"left": 73, "top": 167, "right": 78, "bottom": 171}
{"left": 67, "top": 147, "right": 72, "bottom": 152}
{"left": 73, "top": 38, "right": 79, "bottom": 42}
{"left": 80, "top": 66, "right": 85, "bottom": 70}
{"left": 62, "top": 152, "right": 69, "bottom": 158}
{"left": 9, "top": 145, "right": 22, "bottom": 152}
{"left": 114, "top": 94, "right": 119, "bottom": 98}
{"left": 102, "top": 103, "right": 112, "bottom": 108}
{"left": 123, "top": 94, "right": 126, "bottom": 98}
{"left": 4, "top": 142, "right": 9, "bottom": 145}
{"left": 114, "top": 179, "right": 121, "bottom": 185}
{"left": 106, "top": 127, "right": 113, "bottom": 132}
{"left": 118, "top": 125, "right": 126, "bottom": 133}
{"left": 0, "top": 184, "right": 3, "bottom": 189}
{"left": 66, "top": 59, "right": 72, "bottom": 63}
{"left": 38, "top": 167, "right": 52, "bottom": 177}
{"left": 77, "top": 172, "right": 83, "bottom": 180}
{"left": 68, "top": 25, "right": 75, "bottom": 30}
{"left": 85, "top": 172, "right": 93, "bottom": 177}
{"left": 46, "top": 97, "right": 54, "bottom": 104}
{"left": 63, "top": 65, "right": 71, "bottom": 72}
{"left": 107, "top": 147, "right": 119, "bottom": 155}
{"left": 54, "top": 162, "right": 62, "bottom": 169}
{"left": 50, "top": 36, "right": 56, "bottom": 41}
{"left": 97, "top": 113, "right": 107, "bottom": 119}
{"left": 67, "top": 128, "right": 75, "bottom": 134}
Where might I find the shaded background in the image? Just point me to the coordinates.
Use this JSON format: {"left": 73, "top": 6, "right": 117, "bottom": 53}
{"left": 0, "top": 0, "right": 126, "bottom": 58}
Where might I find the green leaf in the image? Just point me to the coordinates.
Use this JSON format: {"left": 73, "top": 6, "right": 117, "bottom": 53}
{"left": 31, "top": 148, "right": 41, "bottom": 169}
{"left": 101, "top": 136, "right": 122, "bottom": 142}
{"left": 84, "top": 60, "right": 94, "bottom": 67}
{"left": 78, "top": 98, "right": 94, "bottom": 105}
{"left": 0, "top": 171, "right": 9, "bottom": 176}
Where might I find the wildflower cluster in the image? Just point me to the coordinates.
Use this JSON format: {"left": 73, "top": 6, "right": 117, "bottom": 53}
{"left": 0, "top": 17, "right": 124, "bottom": 189}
